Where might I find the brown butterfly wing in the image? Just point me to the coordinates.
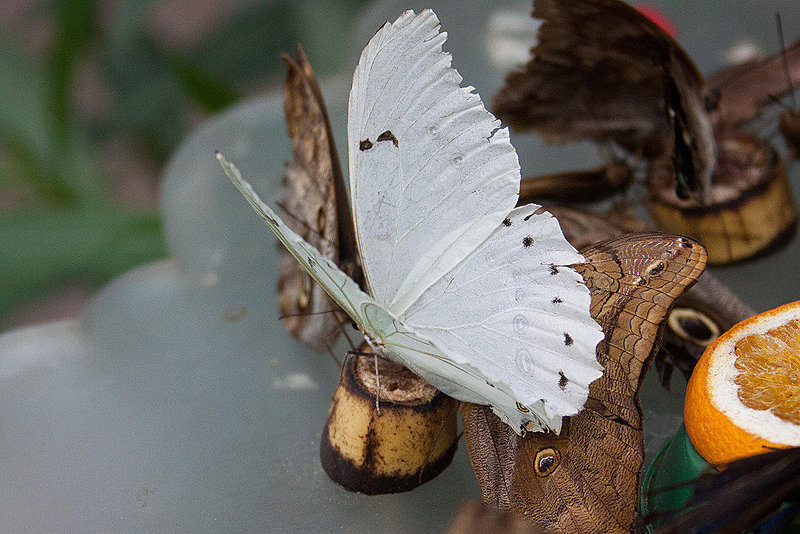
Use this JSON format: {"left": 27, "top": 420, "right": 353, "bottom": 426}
{"left": 278, "top": 48, "right": 358, "bottom": 352}
{"left": 494, "top": 0, "right": 699, "bottom": 153}
{"left": 494, "top": 0, "right": 714, "bottom": 200}
{"left": 547, "top": 205, "right": 754, "bottom": 387}
{"left": 463, "top": 233, "right": 707, "bottom": 533}
{"left": 705, "top": 39, "right": 800, "bottom": 129}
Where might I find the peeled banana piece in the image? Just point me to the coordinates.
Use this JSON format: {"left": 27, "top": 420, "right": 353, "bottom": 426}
{"left": 320, "top": 344, "right": 458, "bottom": 494}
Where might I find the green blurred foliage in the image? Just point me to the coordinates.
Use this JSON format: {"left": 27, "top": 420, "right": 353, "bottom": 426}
{"left": 0, "top": 0, "right": 370, "bottom": 326}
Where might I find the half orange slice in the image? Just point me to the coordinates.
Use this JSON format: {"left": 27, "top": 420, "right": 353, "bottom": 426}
{"left": 684, "top": 300, "right": 800, "bottom": 465}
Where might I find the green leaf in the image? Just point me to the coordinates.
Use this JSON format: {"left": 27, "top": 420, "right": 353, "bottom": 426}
{"left": 47, "top": 0, "right": 98, "bottom": 140}
{"left": 0, "top": 30, "right": 106, "bottom": 205}
{"left": 0, "top": 207, "right": 167, "bottom": 321}
{"left": 164, "top": 52, "right": 239, "bottom": 114}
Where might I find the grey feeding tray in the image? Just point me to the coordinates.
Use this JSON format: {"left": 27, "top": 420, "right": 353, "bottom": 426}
{"left": 1, "top": 1, "right": 799, "bottom": 531}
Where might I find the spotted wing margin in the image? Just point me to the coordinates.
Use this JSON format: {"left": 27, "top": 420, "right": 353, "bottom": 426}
{"left": 404, "top": 205, "right": 605, "bottom": 424}
{"left": 220, "top": 153, "right": 562, "bottom": 434}
{"left": 348, "top": 9, "right": 520, "bottom": 314}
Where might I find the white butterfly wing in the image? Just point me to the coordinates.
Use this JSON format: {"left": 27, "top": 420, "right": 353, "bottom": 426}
{"left": 218, "top": 153, "right": 373, "bottom": 327}
{"left": 348, "top": 10, "right": 520, "bottom": 314}
{"left": 402, "top": 205, "right": 605, "bottom": 422}
{"left": 219, "top": 152, "right": 548, "bottom": 432}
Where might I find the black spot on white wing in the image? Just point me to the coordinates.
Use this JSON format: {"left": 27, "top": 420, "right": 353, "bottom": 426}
{"left": 359, "top": 139, "right": 373, "bottom": 151}
{"left": 552, "top": 297, "right": 562, "bottom": 304}
{"left": 502, "top": 217, "right": 512, "bottom": 227}
{"left": 522, "top": 236, "right": 534, "bottom": 248}
{"left": 564, "top": 333, "right": 573, "bottom": 346}
{"left": 549, "top": 265, "right": 559, "bottom": 275}
{"left": 558, "top": 371, "right": 568, "bottom": 390}
{"left": 376, "top": 130, "right": 399, "bottom": 147}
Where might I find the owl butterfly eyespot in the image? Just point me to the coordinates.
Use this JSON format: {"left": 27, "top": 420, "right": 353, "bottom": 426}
{"left": 493, "top": 0, "right": 715, "bottom": 202}
{"left": 533, "top": 447, "right": 560, "bottom": 477}
{"left": 277, "top": 47, "right": 361, "bottom": 352}
{"left": 462, "top": 233, "right": 707, "bottom": 532}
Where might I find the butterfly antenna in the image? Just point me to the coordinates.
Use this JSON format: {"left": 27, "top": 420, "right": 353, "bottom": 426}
{"left": 776, "top": 12, "right": 797, "bottom": 109}
{"left": 324, "top": 341, "right": 342, "bottom": 368}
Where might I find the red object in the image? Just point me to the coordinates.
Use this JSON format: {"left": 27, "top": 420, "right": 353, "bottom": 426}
{"left": 635, "top": 3, "right": 678, "bottom": 39}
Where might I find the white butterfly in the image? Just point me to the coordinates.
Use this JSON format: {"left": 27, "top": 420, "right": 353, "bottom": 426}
{"left": 218, "top": 9, "right": 604, "bottom": 434}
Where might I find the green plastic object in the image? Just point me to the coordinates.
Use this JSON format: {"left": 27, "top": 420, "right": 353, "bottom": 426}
{"left": 641, "top": 424, "right": 714, "bottom": 522}
{"left": 643, "top": 425, "right": 800, "bottom": 532}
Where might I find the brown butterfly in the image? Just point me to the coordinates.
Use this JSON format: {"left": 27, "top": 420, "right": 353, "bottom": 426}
{"left": 704, "top": 23, "right": 800, "bottom": 160}
{"left": 547, "top": 205, "right": 754, "bottom": 388}
{"left": 462, "top": 232, "right": 707, "bottom": 533}
{"left": 278, "top": 47, "right": 361, "bottom": 352}
{"left": 493, "top": 0, "right": 715, "bottom": 201}
{"left": 704, "top": 37, "right": 800, "bottom": 133}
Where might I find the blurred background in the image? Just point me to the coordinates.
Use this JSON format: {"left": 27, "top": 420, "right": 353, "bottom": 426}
{"left": 0, "top": 0, "right": 371, "bottom": 330}
{"left": 2, "top": 0, "right": 798, "bottom": 331}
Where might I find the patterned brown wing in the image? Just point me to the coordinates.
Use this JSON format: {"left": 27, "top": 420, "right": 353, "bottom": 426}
{"left": 548, "top": 205, "right": 754, "bottom": 387}
{"left": 493, "top": 0, "right": 714, "bottom": 199}
{"left": 495, "top": 0, "right": 696, "bottom": 149}
{"left": 278, "top": 48, "right": 359, "bottom": 352}
{"left": 705, "top": 39, "right": 800, "bottom": 129}
{"left": 463, "top": 233, "right": 707, "bottom": 533}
